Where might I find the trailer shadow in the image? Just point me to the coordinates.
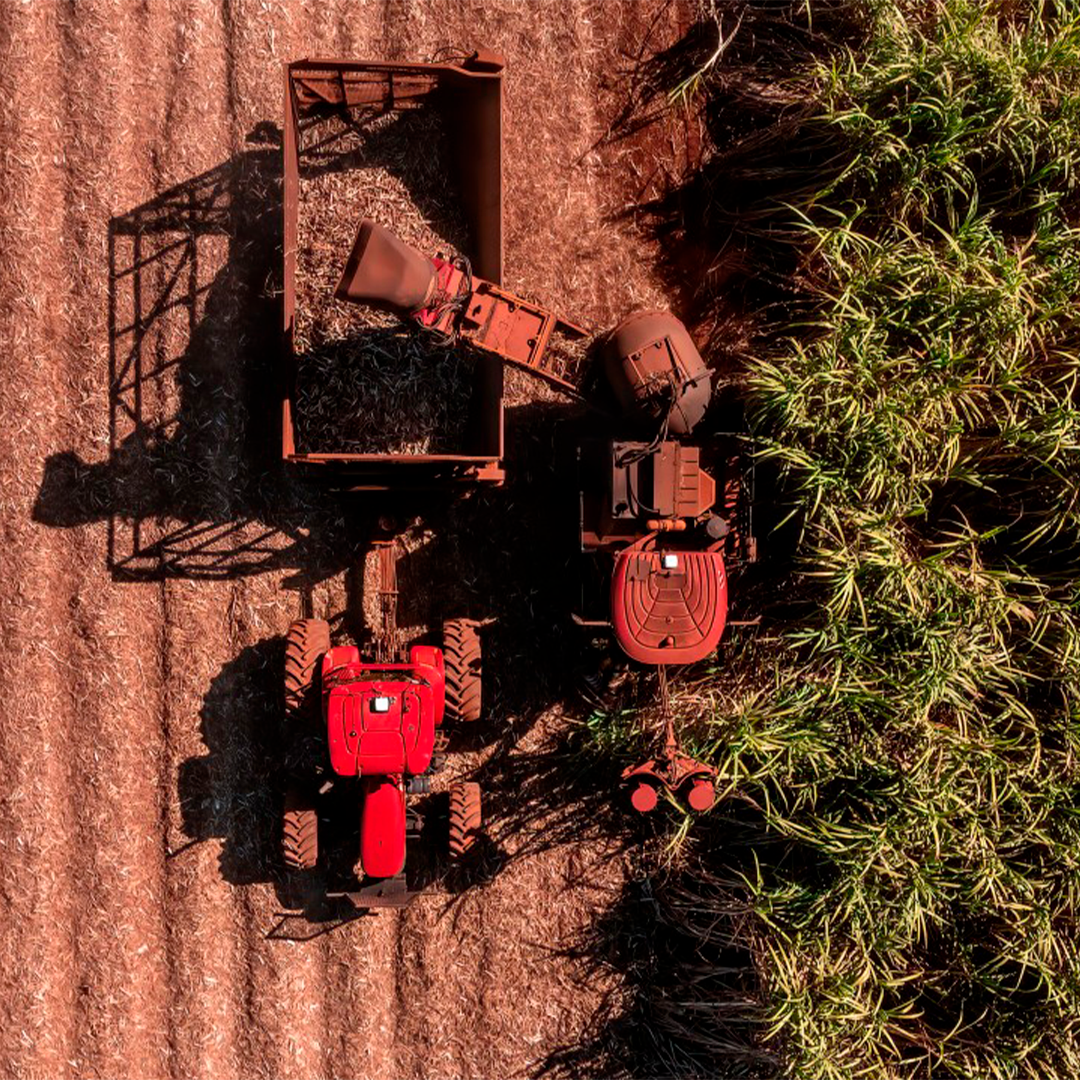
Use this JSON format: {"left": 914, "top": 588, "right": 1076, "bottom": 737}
{"left": 30, "top": 124, "right": 339, "bottom": 582}
{"left": 31, "top": 111, "right": 473, "bottom": 585}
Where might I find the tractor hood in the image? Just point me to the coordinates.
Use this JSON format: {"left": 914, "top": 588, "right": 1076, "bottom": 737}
{"left": 359, "top": 776, "right": 407, "bottom": 879}
{"left": 326, "top": 677, "right": 436, "bottom": 778}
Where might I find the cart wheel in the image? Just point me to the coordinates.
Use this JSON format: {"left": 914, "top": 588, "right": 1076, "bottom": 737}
{"left": 443, "top": 619, "right": 482, "bottom": 723}
{"left": 284, "top": 619, "right": 330, "bottom": 721}
{"left": 448, "top": 781, "right": 482, "bottom": 857}
{"left": 283, "top": 789, "right": 318, "bottom": 870}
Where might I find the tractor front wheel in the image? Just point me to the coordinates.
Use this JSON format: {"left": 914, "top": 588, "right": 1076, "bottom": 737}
{"left": 285, "top": 619, "right": 330, "bottom": 722}
{"left": 448, "top": 781, "right": 482, "bottom": 857}
{"left": 443, "top": 619, "right": 482, "bottom": 723}
{"left": 283, "top": 789, "right": 318, "bottom": 870}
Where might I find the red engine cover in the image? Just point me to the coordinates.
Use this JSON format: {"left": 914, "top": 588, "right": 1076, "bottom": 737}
{"left": 323, "top": 646, "right": 444, "bottom": 778}
{"left": 359, "top": 776, "right": 406, "bottom": 878}
{"left": 611, "top": 546, "right": 728, "bottom": 664}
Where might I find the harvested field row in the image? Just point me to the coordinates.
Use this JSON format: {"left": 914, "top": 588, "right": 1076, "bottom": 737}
{"left": 1, "top": 2, "right": 696, "bottom": 1078}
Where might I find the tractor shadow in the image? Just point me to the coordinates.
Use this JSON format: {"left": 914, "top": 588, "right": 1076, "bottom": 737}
{"left": 176, "top": 638, "right": 290, "bottom": 894}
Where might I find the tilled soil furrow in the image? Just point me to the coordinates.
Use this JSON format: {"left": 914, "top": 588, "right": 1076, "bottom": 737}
{"left": 135, "top": 4, "right": 249, "bottom": 1076}
{"left": 54, "top": 3, "right": 181, "bottom": 1074}
{"left": 322, "top": 910, "right": 401, "bottom": 1079}
{"left": 0, "top": 3, "right": 87, "bottom": 1075}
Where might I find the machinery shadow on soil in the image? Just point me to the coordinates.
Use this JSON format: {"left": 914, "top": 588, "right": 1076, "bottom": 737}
{"left": 176, "top": 637, "right": 287, "bottom": 888}
{"left": 529, "top": 820, "right": 781, "bottom": 1080}
{"left": 30, "top": 114, "right": 469, "bottom": 587}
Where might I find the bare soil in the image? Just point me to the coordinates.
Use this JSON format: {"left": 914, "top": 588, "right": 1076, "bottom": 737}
{"left": 2, "top": 2, "right": 696, "bottom": 1077}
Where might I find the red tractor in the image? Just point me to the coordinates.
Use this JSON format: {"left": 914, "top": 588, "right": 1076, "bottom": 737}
{"left": 335, "top": 220, "right": 757, "bottom": 818}
{"left": 281, "top": 542, "right": 483, "bottom": 908}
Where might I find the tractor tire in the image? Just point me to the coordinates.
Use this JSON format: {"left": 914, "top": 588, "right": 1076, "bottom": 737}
{"left": 448, "top": 781, "right": 482, "bottom": 857}
{"left": 284, "top": 619, "right": 330, "bottom": 722}
{"left": 443, "top": 619, "right": 482, "bottom": 723}
{"left": 283, "top": 789, "right": 318, "bottom": 870}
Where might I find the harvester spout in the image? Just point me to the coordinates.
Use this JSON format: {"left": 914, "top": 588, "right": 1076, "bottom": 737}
{"left": 336, "top": 218, "right": 438, "bottom": 315}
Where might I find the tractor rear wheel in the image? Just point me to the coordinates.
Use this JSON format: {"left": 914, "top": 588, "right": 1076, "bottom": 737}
{"left": 443, "top": 619, "right": 482, "bottom": 723}
{"left": 285, "top": 619, "right": 330, "bottom": 721}
{"left": 283, "top": 789, "right": 318, "bottom": 870}
{"left": 448, "top": 781, "right": 482, "bottom": 857}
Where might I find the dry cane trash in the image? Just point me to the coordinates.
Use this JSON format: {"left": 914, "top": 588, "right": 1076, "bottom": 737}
{"left": 293, "top": 106, "right": 474, "bottom": 455}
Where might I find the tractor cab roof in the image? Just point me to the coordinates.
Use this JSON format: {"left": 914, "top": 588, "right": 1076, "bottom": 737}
{"left": 326, "top": 680, "right": 437, "bottom": 778}
{"left": 610, "top": 543, "right": 728, "bottom": 665}
{"left": 322, "top": 644, "right": 445, "bottom": 778}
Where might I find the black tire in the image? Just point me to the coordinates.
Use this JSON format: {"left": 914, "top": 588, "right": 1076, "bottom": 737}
{"left": 283, "top": 789, "right": 318, "bottom": 870}
{"left": 284, "top": 619, "right": 330, "bottom": 722}
{"left": 448, "top": 781, "right": 482, "bottom": 857}
{"left": 443, "top": 619, "right": 482, "bottom": 723}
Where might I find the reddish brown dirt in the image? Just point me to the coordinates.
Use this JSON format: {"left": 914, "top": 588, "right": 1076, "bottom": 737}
{"left": 0, "top": 3, "right": 693, "bottom": 1077}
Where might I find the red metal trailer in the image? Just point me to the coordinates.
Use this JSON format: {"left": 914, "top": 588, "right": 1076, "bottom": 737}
{"left": 281, "top": 52, "right": 508, "bottom": 488}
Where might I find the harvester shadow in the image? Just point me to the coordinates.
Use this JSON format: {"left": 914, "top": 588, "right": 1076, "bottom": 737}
{"left": 31, "top": 111, "right": 470, "bottom": 585}
{"left": 528, "top": 830, "right": 779, "bottom": 1080}
{"left": 602, "top": 3, "right": 868, "bottom": 361}
{"left": 392, "top": 398, "right": 644, "bottom": 867}
{"left": 461, "top": 717, "right": 634, "bottom": 867}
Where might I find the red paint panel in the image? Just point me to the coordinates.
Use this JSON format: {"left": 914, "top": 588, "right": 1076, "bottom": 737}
{"left": 611, "top": 548, "right": 728, "bottom": 664}
{"left": 359, "top": 776, "right": 406, "bottom": 878}
{"left": 408, "top": 645, "right": 445, "bottom": 728}
{"left": 324, "top": 656, "right": 442, "bottom": 777}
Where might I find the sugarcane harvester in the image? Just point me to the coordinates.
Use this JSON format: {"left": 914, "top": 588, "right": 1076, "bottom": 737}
{"left": 282, "top": 539, "right": 483, "bottom": 908}
{"left": 335, "top": 219, "right": 757, "bottom": 816}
